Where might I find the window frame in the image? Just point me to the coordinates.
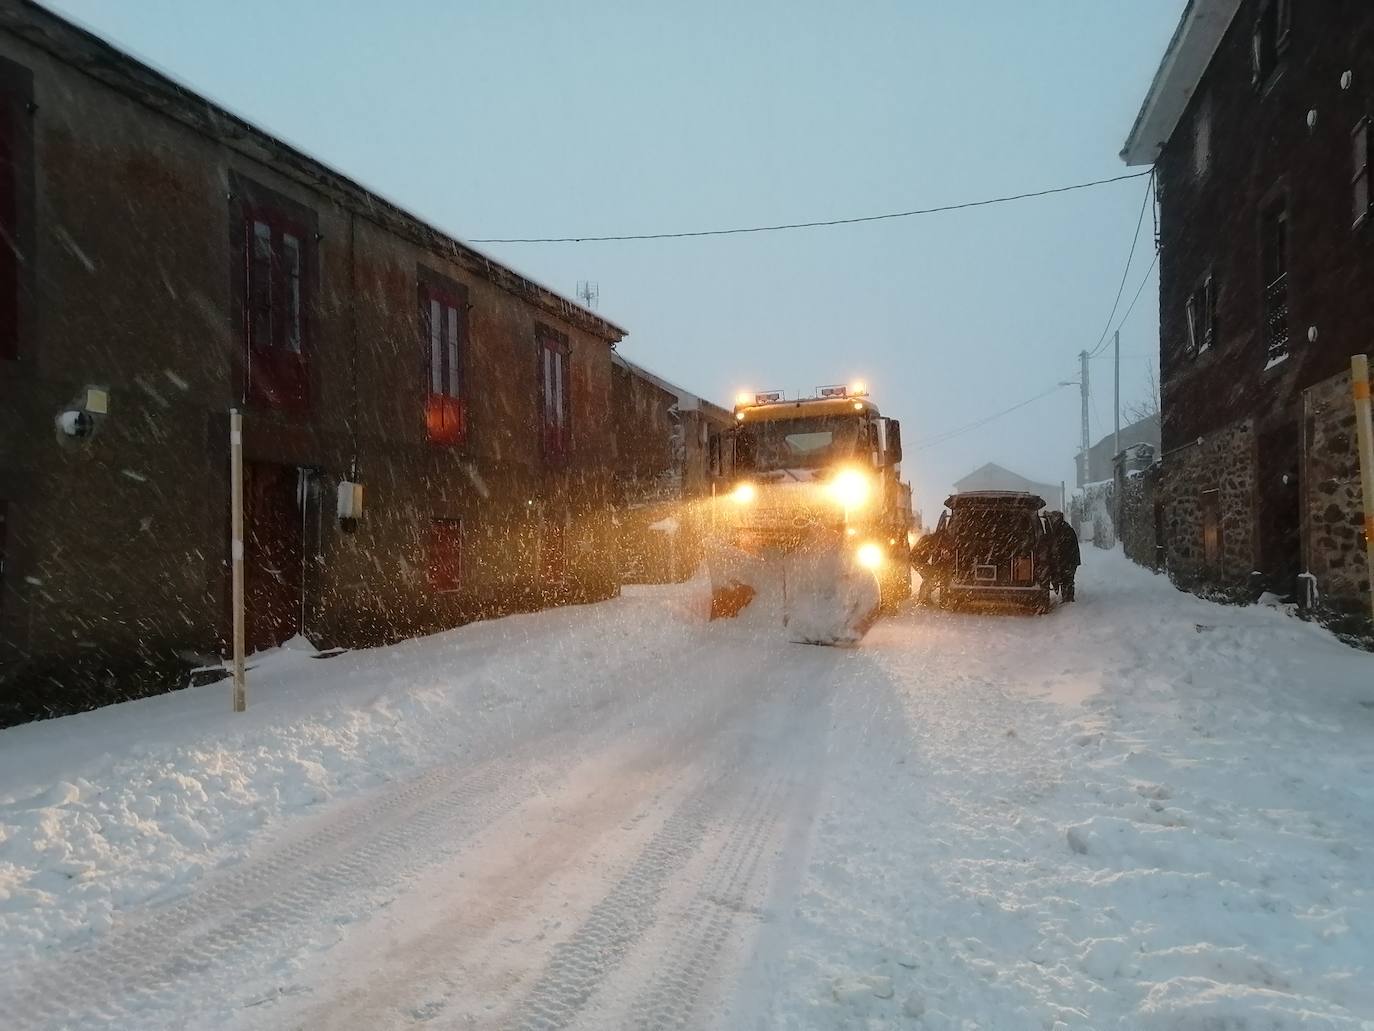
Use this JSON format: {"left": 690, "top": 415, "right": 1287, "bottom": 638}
{"left": 1251, "top": 0, "right": 1291, "bottom": 92}
{"left": 427, "top": 517, "right": 463, "bottom": 593}
{"left": 231, "top": 175, "right": 317, "bottom": 411}
{"left": 418, "top": 270, "right": 469, "bottom": 447}
{"left": 1354, "top": 118, "right": 1371, "bottom": 228}
{"left": 0, "top": 57, "right": 35, "bottom": 368}
{"left": 1192, "top": 95, "right": 1211, "bottom": 179}
{"left": 536, "top": 325, "right": 572, "bottom": 460}
{"left": 1185, "top": 273, "right": 1216, "bottom": 357}
{"left": 1260, "top": 196, "right": 1290, "bottom": 367}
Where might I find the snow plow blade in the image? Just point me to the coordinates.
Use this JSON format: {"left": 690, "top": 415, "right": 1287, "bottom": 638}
{"left": 707, "top": 532, "right": 881, "bottom": 645}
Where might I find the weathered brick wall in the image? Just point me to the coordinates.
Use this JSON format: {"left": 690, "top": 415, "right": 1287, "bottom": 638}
{"left": 1302, "top": 370, "right": 1371, "bottom": 632}
{"left": 1160, "top": 420, "right": 1257, "bottom": 594}
{"left": 0, "top": 10, "right": 626, "bottom": 723}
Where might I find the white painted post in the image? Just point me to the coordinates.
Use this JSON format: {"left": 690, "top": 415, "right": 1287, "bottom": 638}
{"left": 229, "top": 408, "right": 247, "bottom": 712}
{"left": 1350, "top": 356, "right": 1374, "bottom": 624}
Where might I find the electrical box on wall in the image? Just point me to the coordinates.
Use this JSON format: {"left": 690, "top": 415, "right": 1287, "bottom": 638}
{"left": 336, "top": 480, "right": 365, "bottom": 520}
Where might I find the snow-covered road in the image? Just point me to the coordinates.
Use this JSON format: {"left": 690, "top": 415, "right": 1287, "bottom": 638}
{"left": 2, "top": 551, "right": 1373, "bottom": 1029}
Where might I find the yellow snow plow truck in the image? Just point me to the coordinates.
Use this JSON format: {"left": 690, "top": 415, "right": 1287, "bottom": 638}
{"left": 708, "top": 383, "right": 913, "bottom": 645}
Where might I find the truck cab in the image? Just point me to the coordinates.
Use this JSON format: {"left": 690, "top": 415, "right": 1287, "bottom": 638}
{"left": 718, "top": 384, "right": 912, "bottom": 610}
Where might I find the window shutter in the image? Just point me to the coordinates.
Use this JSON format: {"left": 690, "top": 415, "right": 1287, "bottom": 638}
{"left": 537, "top": 337, "right": 549, "bottom": 456}
{"left": 0, "top": 98, "right": 17, "bottom": 361}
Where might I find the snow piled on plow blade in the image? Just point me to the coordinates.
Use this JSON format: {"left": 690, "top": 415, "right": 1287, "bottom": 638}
{"left": 708, "top": 532, "right": 881, "bottom": 646}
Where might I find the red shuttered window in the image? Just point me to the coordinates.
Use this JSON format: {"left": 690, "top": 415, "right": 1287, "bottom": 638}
{"left": 419, "top": 279, "right": 466, "bottom": 446}
{"left": 244, "top": 208, "right": 309, "bottom": 409}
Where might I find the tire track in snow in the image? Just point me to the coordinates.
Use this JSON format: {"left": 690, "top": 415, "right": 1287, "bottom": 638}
{"left": 507, "top": 775, "right": 789, "bottom": 1031}
{"left": 622, "top": 776, "right": 792, "bottom": 1030}
{"left": 2, "top": 755, "right": 534, "bottom": 1031}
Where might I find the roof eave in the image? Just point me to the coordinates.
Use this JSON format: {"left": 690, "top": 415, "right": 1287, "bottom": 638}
{"left": 1120, "top": 0, "right": 1242, "bottom": 167}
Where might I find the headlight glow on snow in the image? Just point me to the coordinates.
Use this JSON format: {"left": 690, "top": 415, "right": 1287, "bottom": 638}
{"left": 856, "top": 542, "right": 884, "bottom": 569}
{"left": 828, "top": 469, "right": 871, "bottom": 509}
{"left": 730, "top": 482, "right": 757, "bottom": 504}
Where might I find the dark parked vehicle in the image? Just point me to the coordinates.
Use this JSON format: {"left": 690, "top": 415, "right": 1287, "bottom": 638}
{"left": 938, "top": 491, "right": 1052, "bottom": 612}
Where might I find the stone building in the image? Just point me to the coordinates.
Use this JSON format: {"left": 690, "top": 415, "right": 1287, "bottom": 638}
{"left": 1122, "top": 0, "right": 1374, "bottom": 624}
{"left": 0, "top": 2, "right": 628, "bottom": 723}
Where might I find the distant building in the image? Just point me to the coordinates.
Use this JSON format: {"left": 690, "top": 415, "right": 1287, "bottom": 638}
{"left": 952, "top": 464, "right": 1061, "bottom": 508}
{"left": 1075, "top": 414, "right": 1161, "bottom": 486}
{"left": 609, "top": 356, "right": 732, "bottom": 582}
{"left": 1122, "top": 0, "right": 1374, "bottom": 624}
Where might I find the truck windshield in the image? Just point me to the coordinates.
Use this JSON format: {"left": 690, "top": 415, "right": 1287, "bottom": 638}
{"left": 735, "top": 416, "right": 863, "bottom": 471}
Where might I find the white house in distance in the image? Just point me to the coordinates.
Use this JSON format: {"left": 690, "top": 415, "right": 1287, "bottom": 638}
{"left": 952, "top": 463, "right": 1063, "bottom": 509}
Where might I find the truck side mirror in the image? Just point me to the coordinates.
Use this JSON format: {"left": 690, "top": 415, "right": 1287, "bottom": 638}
{"left": 887, "top": 419, "right": 903, "bottom": 465}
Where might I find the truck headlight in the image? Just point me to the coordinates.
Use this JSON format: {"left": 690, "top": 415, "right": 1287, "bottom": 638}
{"left": 856, "top": 542, "right": 884, "bottom": 569}
{"left": 829, "top": 469, "right": 871, "bottom": 509}
{"left": 730, "top": 482, "right": 757, "bottom": 504}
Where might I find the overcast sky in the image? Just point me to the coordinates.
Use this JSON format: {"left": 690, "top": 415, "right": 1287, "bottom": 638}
{"left": 47, "top": 0, "right": 1183, "bottom": 520}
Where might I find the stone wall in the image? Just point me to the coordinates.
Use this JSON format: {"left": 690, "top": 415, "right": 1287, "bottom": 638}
{"left": 1301, "top": 370, "right": 1372, "bottom": 636}
{"left": 1118, "top": 464, "right": 1162, "bottom": 571}
{"left": 1159, "top": 420, "right": 1257, "bottom": 596}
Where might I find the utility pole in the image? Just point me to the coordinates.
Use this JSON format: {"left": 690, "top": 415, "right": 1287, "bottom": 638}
{"left": 1113, "top": 330, "right": 1121, "bottom": 460}
{"left": 229, "top": 408, "right": 246, "bottom": 712}
{"left": 1079, "top": 349, "right": 1090, "bottom": 487}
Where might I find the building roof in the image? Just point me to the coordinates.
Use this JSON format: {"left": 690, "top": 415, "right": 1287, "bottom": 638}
{"left": 612, "top": 354, "right": 732, "bottom": 422}
{"left": 1120, "top": 0, "right": 1242, "bottom": 166}
{"left": 952, "top": 463, "right": 1060, "bottom": 503}
{"left": 8, "top": 1, "right": 627, "bottom": 343}
{"left": 1076, "top": 413, "right": 1161, "bottom": 483}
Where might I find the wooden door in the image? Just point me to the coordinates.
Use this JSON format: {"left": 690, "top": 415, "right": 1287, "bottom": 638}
{"left": 244, "top": 462, "right": 303, "bottom": 652}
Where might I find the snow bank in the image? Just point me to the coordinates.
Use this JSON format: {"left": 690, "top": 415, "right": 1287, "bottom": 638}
{"left": 761, "top": 549, "right": 1374, "bottom": 1029}
{"left": 0, "top": 588, "right": 705, "bottom": 969}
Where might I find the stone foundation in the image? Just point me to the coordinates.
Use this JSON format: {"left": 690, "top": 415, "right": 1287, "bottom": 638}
{"left": 1301, "top": 370, "right": 1373, "bottom": 639}
{"left": 1159, "top": 420, "right": 1257, "bottom": 596}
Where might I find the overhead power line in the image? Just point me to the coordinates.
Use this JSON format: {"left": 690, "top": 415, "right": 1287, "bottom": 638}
{"left": 1112, "top": 251, "right": 1159, "bottom": 336}
{"left": 914, "top": 382, "right": 1070, "bottom": 451}
{"left": 470, "top": 170, "right": 1153, "bottom": 244}
{"left": 1087, "top": 170, "right": 1155, "bottom": 359}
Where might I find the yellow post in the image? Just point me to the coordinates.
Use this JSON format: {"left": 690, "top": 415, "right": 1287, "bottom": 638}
{"left": 1351, "top": 356, "right": 1374, "bottom": 624}
{"left": 229, "top": 408, "right": 247, "bottom": 712}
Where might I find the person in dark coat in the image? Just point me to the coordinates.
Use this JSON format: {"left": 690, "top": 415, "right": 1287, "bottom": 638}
{"left": 912, "top": 522, "right": 951, "bottom": 605}
{"left": 1046, "top": 510, "right": 1081, "bottom": 602}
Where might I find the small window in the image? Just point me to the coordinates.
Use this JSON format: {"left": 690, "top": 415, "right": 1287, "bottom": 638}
{"left": 428, "top": 518, "right": 463, "bottom": 592}
{"left": 1354, "top": 120, "right": 1370, "bottom": 226}
{"left": 1185, "top": 275, "right": 1216, "bottom": 356}
{"left": 243, "top": 205, "right": 311, "bottom": 408}
{"left": 1251, "top": 0, "right": 1290, "bottom": 89}
{"left": 708, "top": 432, "right": 723, "bottom": 476}
{"left": 538, "top": 328, "right": 571, "bottom": 458}
{"left": 1193, "top": 97, "right": 1211, "bottom": 178}
{"left": 1261, "top": 199, "right": 1289, "bottom": 366}
{"left": 419, "top": 276, "right": 466, "bottom": 446}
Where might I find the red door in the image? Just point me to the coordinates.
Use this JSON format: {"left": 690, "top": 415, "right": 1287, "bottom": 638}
{"left": 244, "top": 463, "right": 303, "bottom": 652}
